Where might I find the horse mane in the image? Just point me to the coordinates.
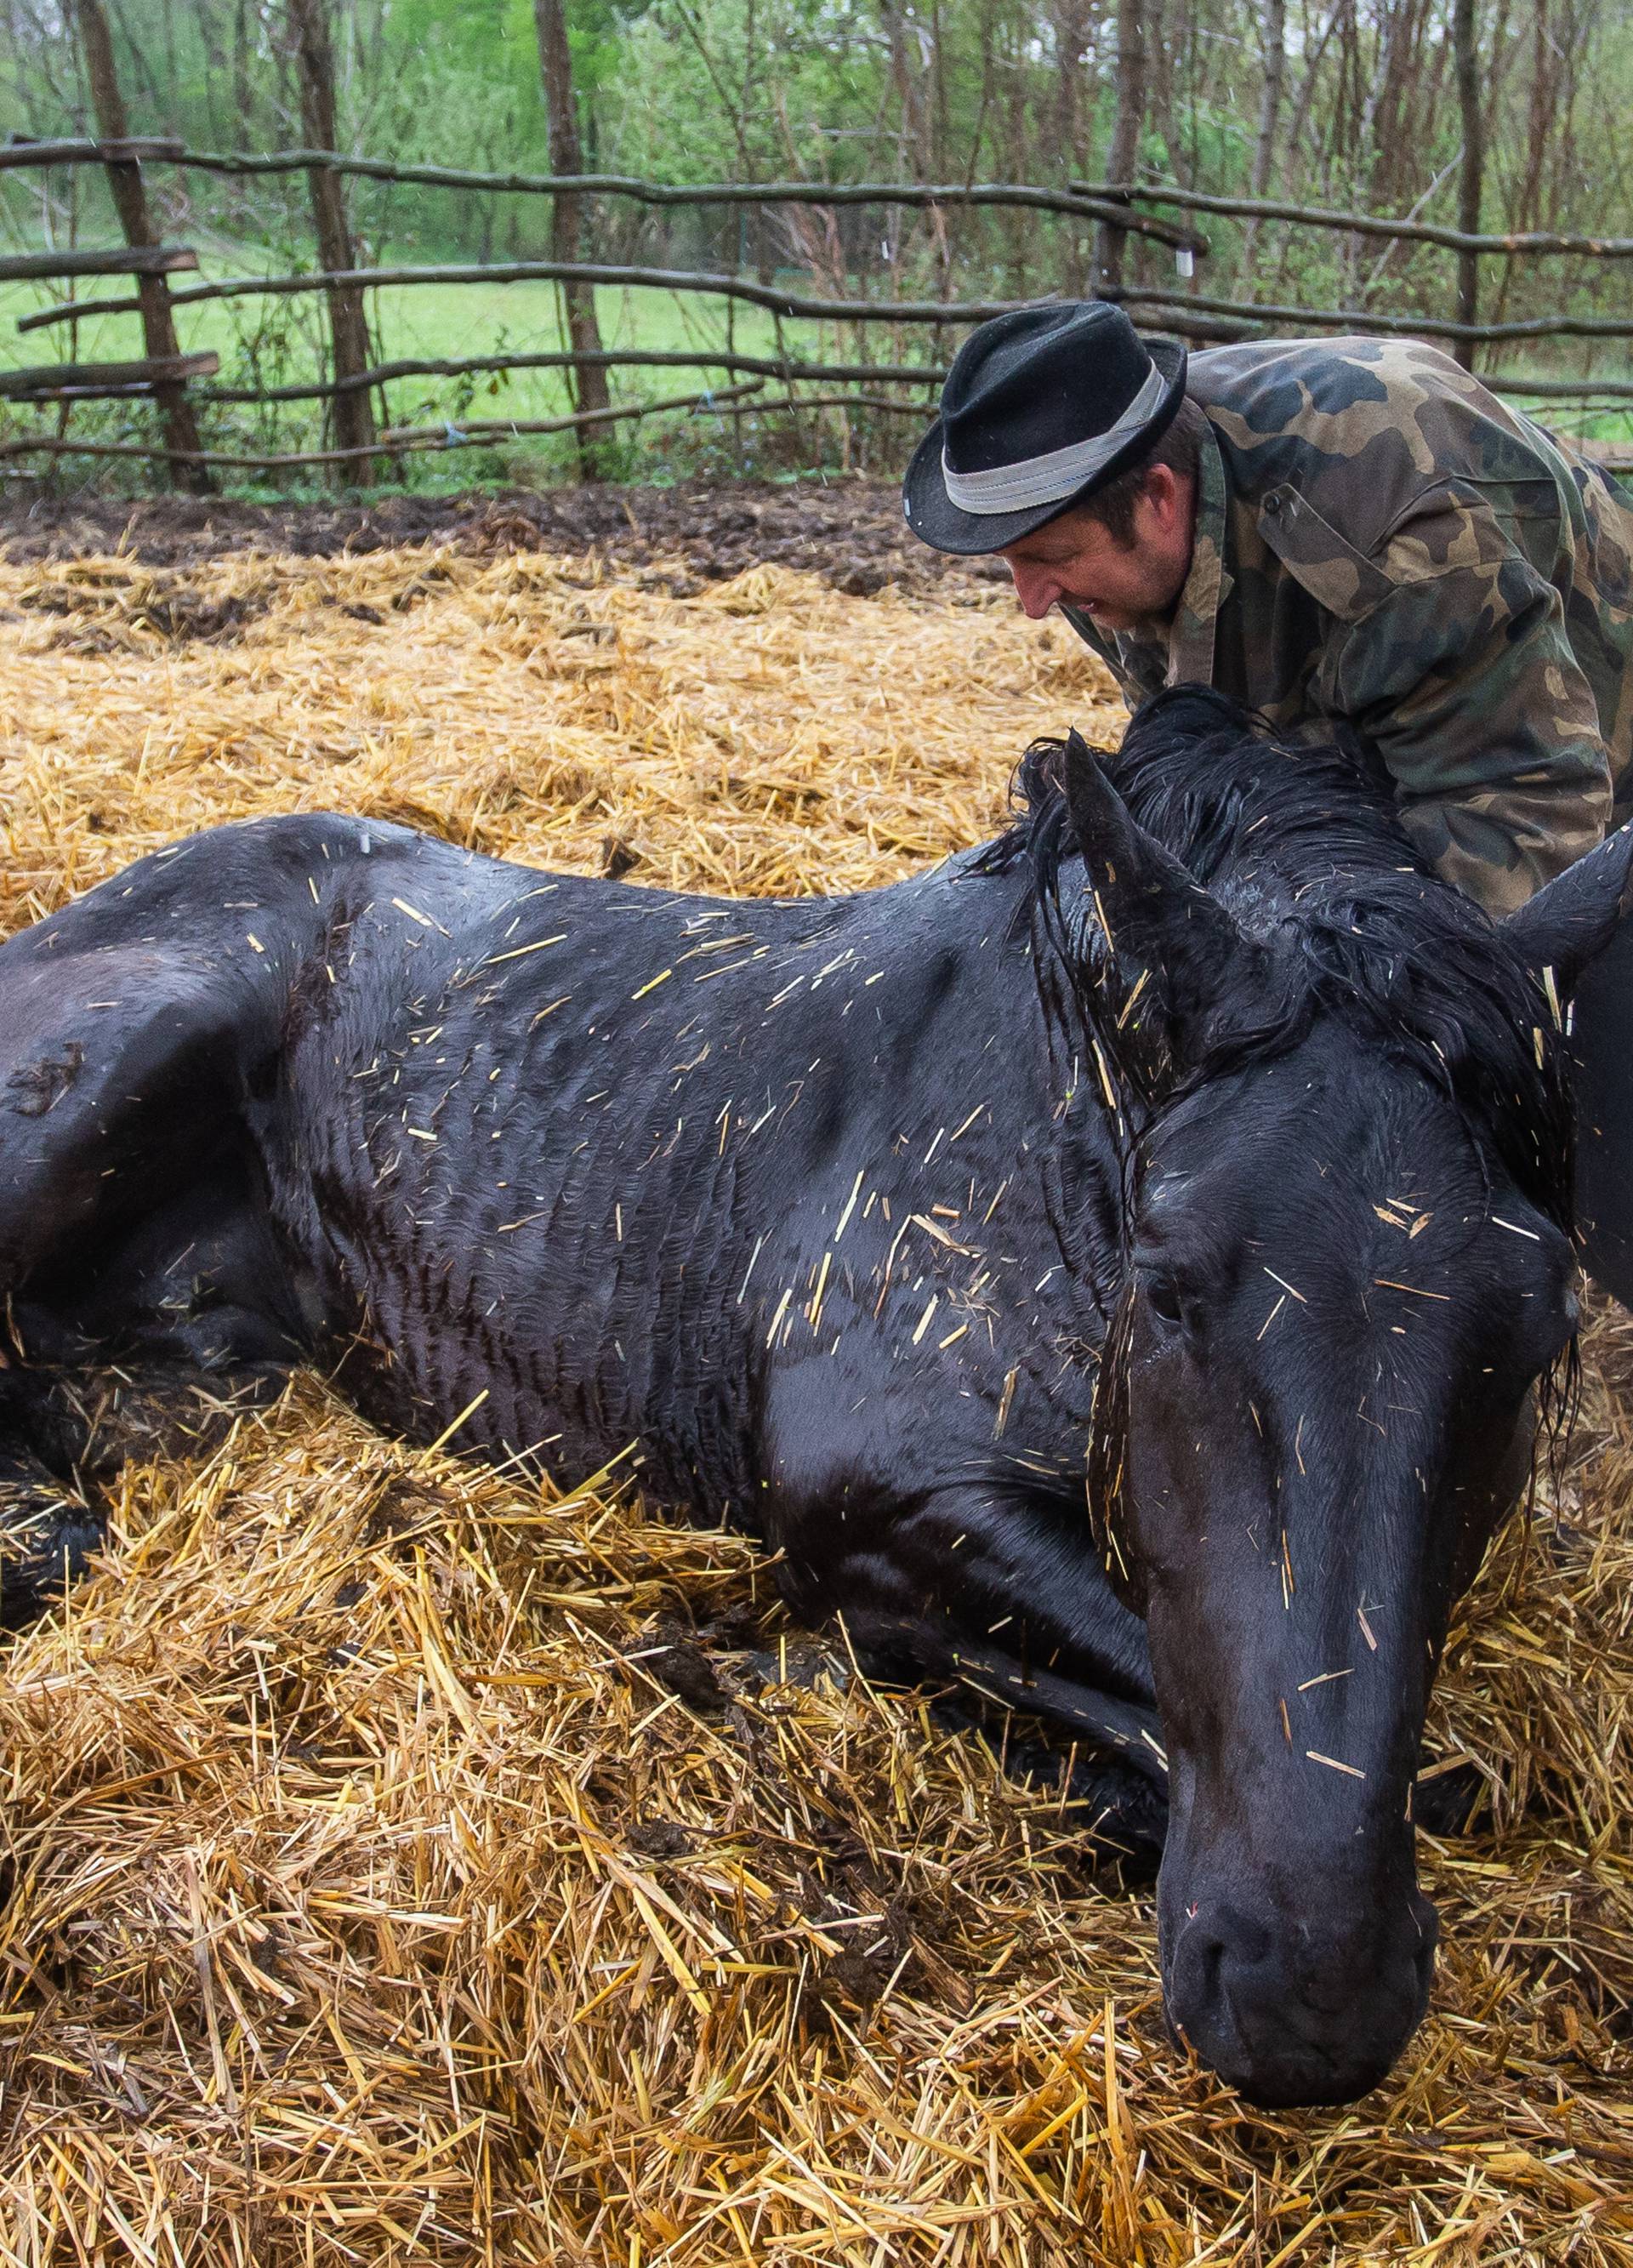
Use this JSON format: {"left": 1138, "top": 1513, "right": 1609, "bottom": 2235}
{"left": 980, "top": 686, "right": 1577, "bottom": 1245}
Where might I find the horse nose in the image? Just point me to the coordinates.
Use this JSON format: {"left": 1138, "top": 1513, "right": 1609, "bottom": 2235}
{"left": 1165, "top": 1892, "right": 1438, "bottom": 2108}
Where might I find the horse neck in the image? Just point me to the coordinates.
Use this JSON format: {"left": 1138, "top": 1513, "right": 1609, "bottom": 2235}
{"left": 804, "top": 860, "right": 1129, "bottom": 1333}
{"left": 1006, "top": 880, "right": 1139, "bottom": 1325}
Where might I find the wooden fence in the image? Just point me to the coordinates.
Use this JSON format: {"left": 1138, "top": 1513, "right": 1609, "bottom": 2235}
{"left": 4, "top": 134, "right": 1633, "bottom": 492}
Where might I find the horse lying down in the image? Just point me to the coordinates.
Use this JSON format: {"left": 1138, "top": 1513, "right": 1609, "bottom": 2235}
{"left": 1, "top": 686, "right": 1628, "bottom": 2109}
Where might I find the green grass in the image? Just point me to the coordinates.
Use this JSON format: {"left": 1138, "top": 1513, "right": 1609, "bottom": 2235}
{"left": 5, "top": 237, "right": 1628, "bottom": 490}
{"left": 1490, "top": 386, "right": 1633, "bottom": 449}
{"left": 0, "top": 239, "right": 943, "bottom": 491}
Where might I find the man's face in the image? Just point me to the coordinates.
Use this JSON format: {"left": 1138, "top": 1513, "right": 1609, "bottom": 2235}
{"left": 999, "top": 465, "right": 1197, "bottom": 634}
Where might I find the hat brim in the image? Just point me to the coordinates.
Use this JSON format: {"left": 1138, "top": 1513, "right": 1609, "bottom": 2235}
{"left": 902, "top": 335, "right": 1188, "bottom": 556}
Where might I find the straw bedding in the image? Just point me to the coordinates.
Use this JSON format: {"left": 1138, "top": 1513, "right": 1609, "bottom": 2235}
{"left": 0, "top": 514, "right": 1629, "bottom": 2265}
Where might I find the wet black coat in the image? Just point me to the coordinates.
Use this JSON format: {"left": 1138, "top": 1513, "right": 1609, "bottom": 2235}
{"left": 0, "top": 796, "right": 1154, "bottom": 1758}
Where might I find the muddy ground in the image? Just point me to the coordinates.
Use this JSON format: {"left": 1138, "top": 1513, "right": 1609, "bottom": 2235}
{"left": 0, "top": 476, "right": 1010, "bottom": 598}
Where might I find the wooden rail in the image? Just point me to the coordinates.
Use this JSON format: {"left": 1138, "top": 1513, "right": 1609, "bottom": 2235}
{"left": 0, "top": 136, "right": 181, "bottom": 168}
{"left": 0, "top": 350, "right": 217, "bottom": 399}
{"left": 1107, "top": 282, "right": 1633, "bottom": 346}
{"left": 3, "top": 136, "right": 1630, "bottom": 488}
{"left": 0, "top": 243, "right": 196, "bottom": 279}
{"left": 1073, "top": 179, "right": 1633, "bottom": 259}
{"left": 196, "top": 347, "right": 1633, "bottom": 408}
{"left": 14, "top": 259, "right": 1072, "bottom": 336}
{"left": 3, "top": 139, "right": 1205, "bottom": 254}
{"left": 198, "top": 346, "right": 948, "bottom": 403}
{"left": 17, "top": 138, "right": 1633, "bottom": 258}
{"left": 0, "top": 375, "right": 764, "bottom": 470}
{"left": 21, "top": 256, "right": 1633, "bottom": 355}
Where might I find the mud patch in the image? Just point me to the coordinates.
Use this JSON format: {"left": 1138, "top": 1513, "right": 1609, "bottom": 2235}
{"left": 1, "top": 479, "right": 1010, "bottom": 601}
{"left": 15, "top": 561, "right": 273, "bottom": 646}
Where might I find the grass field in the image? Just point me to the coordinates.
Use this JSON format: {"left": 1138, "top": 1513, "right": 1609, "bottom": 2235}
{"left": 4, "top": 237, "right": 1630, "bottom": 493}
{"left": 0, "top": 242, "right": 940, "bottom": 490}
{"left": 0, "top": 269, "right": 842, "bottom": 398}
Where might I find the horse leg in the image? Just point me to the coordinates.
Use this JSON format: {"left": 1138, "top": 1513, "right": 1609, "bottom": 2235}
{"left": 0, "top": 1165, "right": 305, "bottom": 1632}
{"left": 0, "top": 1371, "right": 104, "bottom": 1632}
{"left": 0, "top": 829, "right": 338, "bottom": 1626}
{"left": 774, "top": 1465, "right": 1170, "bottom": 1854}
{"left": 921, "top": 1687, "right": 1169, "bottom": 1862}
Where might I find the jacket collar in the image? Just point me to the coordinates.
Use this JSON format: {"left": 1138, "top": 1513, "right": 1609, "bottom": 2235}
{"left": 1166, "top": 416, "right": 1232, "bottom": 687}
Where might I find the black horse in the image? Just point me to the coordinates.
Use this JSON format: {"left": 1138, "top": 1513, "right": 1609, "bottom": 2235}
{"left": 1, "top": 687, "right": 1627, "bottom": 2108}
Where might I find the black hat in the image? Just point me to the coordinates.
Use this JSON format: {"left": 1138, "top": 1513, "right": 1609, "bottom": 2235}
{"left": 902, "top": 301, "right": 1187, "bottom": 556}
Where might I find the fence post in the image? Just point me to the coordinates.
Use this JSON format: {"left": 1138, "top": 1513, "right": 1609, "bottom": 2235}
{"left": 1454, "top": 0, "right": 1482, "bottom": 373}
{"left": 285, "top": 0, "right": 378, "bottom": 481}
{"left": 1095, "top": 192, "right": 1132, "bottom": 298}
{"left": 71, "top": 0, "right": 213, "bottom": 493}
{"left": 533, "top": 0, "right": 613, "bottom": 479}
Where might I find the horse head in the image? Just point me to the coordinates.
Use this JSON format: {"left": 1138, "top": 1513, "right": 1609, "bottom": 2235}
{"left": 1055, "top": 703, "right": 1633, "bottom": 2106}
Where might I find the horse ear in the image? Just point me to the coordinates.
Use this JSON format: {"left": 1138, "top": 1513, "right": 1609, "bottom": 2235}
{"left": 1060, "top": 731, "right": 1267, "bottom": 1083}
{"left": 1503, "top": 821, "right": 1633, "bottom": 1000}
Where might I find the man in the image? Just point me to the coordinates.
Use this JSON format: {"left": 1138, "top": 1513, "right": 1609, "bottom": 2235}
{"left": 901, "top": 301, "right": 1633, "bottom": 1290}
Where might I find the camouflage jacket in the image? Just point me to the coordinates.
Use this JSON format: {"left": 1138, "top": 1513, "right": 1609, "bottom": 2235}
{"left": 1064, "top": 337, "right": 1633, "bottom": 913}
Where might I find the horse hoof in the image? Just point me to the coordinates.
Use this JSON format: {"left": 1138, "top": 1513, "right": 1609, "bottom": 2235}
{"left": 1414, "top": 1761, "right": 1487, "bottom": 1836}
{"left": 0, "top": 1471, "right": 105, "bottom": 1633}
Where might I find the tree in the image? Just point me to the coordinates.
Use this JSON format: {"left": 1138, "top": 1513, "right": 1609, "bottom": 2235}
{"left": 284, "top": 0, "right": 378, "bottom": 476}
{"left": 1098, "top": 0, "right": 1147, "bottom": 289}
{"left": 533, "top": 0, "right": 613, "bottom": 476}
{"left": 1454, "top": 0, "right": 1484, "bottom": 369}
{"left": 1249, "top": 0, "right": 1286, "bottom": 202}
{"left": 72, "top": 0, "right": 213, "bottom": 492}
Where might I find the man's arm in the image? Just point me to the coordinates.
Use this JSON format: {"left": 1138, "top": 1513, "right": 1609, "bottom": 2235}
{"left": 1332, "top": 492, "right": 1614, "bottom": 916}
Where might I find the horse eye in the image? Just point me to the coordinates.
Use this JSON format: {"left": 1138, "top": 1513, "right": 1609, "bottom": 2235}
{"left": 1142, "top": 1274, "right": 1187, "bottom": 1330}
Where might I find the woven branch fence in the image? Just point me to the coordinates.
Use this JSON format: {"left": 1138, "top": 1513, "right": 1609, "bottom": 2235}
{"left": 3, "top": 135, "right": 1632, "bottom": 493}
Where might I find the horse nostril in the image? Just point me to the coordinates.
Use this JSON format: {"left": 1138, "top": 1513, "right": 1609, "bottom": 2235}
{"left": 1164, "top": 1895, "right": 1437, "bottom": 2108}
{"left": 1214, "top": 1901, "right": 1272, "bottom": 1968}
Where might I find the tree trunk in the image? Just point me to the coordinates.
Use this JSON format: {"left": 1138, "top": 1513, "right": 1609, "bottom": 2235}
{"left": 1050, "top": 0, "right": 1091, "bottom": 154}
{"left": 73, "top": 0, "right": 213, "bottom": 492}
{"left": 233, "top": 0, "right": 253, "bottom": 144}
{"left": 1249, "top": 0, "right": 1286, "bottom": 200}
{"left": 1098, "top": 0, "right": 1148, "bottom": 292}
{"left": 879, "top": 0, "right": 929, "bottom": 179}
{"left": 532, "top": 0, "right": 612, "bottom": 480}
{"left": 284, "top": 0, "right": 377, "bottom": 479}
{"left": 1453, "top": 0, "right": 1482, "bottom": 370}
{"left": 1241, "top": 0, "right": 1286, "bottom": 278}
{"left": 1051, "top": 0, "right": 1099, "bottom": 293}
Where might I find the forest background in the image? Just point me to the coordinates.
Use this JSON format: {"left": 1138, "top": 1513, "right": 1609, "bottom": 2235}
{"left": 1, "top": 0, "right": 1630, "bottom": 487}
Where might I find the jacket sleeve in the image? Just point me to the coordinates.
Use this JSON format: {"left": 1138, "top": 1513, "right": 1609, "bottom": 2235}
{"left": 1331, "top": 490, "right": 1613, "bottom": 916}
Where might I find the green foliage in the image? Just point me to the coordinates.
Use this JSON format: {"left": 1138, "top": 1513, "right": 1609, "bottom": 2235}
{"left": 3, "top": 0, "right": 1632, "bottom": 493}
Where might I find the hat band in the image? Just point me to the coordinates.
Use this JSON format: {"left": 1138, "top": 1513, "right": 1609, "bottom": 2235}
{"left": 941, "top": 362, "right": 1169, "bottom": 516}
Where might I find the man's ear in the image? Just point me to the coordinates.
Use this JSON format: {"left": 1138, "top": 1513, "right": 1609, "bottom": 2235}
{"left": 1505, "top": 820, "right": 1633, "bottom": 1000}
{"left": 1060, "top": 731, "right": 1273, "bottom": 1092}
{"left": 1141, "top": 460, "right": 1185, "bottom": 532}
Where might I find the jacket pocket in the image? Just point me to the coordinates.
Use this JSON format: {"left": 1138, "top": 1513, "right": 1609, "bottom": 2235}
{"left": 1255, "top": 483, "right": 1397, "bottom": 623}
